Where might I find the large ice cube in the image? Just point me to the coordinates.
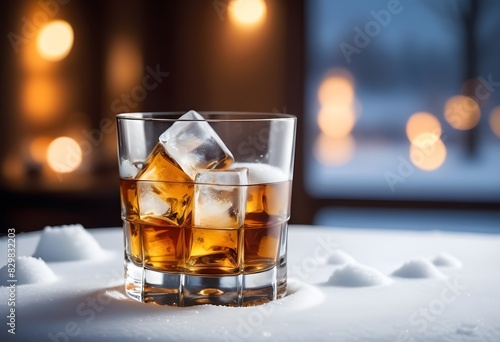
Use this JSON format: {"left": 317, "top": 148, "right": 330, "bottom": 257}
{"left": 137, "top": 181, "right": 193, "bottom": 226}
{"left": 159, "top": 110, "right": 234, "bottom": 180}
{"left": 193, "top": 168, "right": 248, "bottom": 228}
{"left": 136, "top": 143, "right": 192, "bottom": 182}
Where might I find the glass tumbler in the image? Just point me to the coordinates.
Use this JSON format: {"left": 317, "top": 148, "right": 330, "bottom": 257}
{"left": 116, "top": 111, "right": 296, "bottom": 306}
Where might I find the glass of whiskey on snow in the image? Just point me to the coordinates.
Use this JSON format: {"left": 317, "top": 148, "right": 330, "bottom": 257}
{"left": 116, "top": 111, "right": 296, "bottom": 306}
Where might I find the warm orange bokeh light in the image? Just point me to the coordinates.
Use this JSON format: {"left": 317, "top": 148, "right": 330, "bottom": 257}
{"left": 410, "top": 135, "right": 447, "bottom": 171}
{"left": 489, "top": 106, "right": 500, "bottom": 138}
{"left": 22, "top": 76, "right": 61, "bottom": 124}
{"left": 229, "top": 0, "right": 266, "bottom": 26}
{"left": 318, "top": 72, "right": 355, "bottom": 105}
{"left": 2, "top": 153, "right": 24, "bottom": 181}
{"left": 444, "top": 95, "right": 481, "bottom": 130}
{"left": 29, "top": 136, "right": 52, "bottom": 164}
{"left": 314, "top": 133, "right": 355, "bottom": 167}
{"left": 37, "top": 20, "right": 74, "bottom": 61}
{"left": 46, "top": 137, "right": 82, "bottom": 173}
{"left": 317, "top": 69, "right": 357, "bottom": 139}
{"left": 107, "top": 37, "right": 143, "bottom": 94}
{"left": 406, "top": 112, "right": 442, "bottom": 144}
{"left": 411, "top": 132, "right": 440, "bottom": 149}
{"left": 317, "top": 105, "right": 356, "bottom": 138}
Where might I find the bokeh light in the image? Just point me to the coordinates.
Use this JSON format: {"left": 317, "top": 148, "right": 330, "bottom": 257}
{"left": 489, "top": 106, "right": 500, "bottom": 138}
{"left": 29, "top": 136, "right": 52, "bottom": 164}
{"left": 444, "top": 95, "right": 481, "bottom": 130}
{"left": 317, "top": 69, "right": 357, "bottom": 139}
{"left": 107, "top": 37, "right": 143, "bottom": 94}
{"left": 37, "top": 20, "right": 74, "bottom": 61}
{"left": 314, "top": 134, "right": 355, "bottom": 167}
{"left": 317, "top": 105, "right": 356, "bottom": 138}
{"left": 318, "top": 72, "right": 355, "bottom": 105}
{"left": 409, "top": 135, "right": 447, "bottom": 171}
{"left": 406, "top": 112, "right": 442, "bottom": 144}
{"left": 22, "top": 76, "right": 61, "bottom": 124}
{"left": 411, "top": 132, "right": 440, "bottom": 149}
{"left": 46, "top": 137, "right": 82, "bottom": 173}
{"left": 229, "top": 0, "right": 266, "bottom": 26}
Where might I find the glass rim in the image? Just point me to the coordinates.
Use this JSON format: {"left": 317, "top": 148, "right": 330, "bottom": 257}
{"left": 116, "top": 111, "right": 296, "bottom": 122}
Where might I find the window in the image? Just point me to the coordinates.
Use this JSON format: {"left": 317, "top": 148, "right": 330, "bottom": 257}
{"left": 304, "top": 0, "right": 500, "bottom": 208}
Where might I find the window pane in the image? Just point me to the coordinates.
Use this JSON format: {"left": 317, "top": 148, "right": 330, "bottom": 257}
{"left": 305, "top": 0, "right": 500, "bottom": 202}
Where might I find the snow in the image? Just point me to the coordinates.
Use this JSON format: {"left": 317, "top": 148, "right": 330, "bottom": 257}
{"left": 1, "top": 224, "right": 500, "bottom": 341}
{"left": 324, "top": 249, "right": 355, "bottom": 265}
{"left": 32, "top": 224, "right": 107, "bottom": 262}
{"left": 391, "top": 259, "right": 445, "bottom": 279}
{"left": 432, "top": 252, "right": 463, "bottom": 269}
{"left": 0, "top": 256, "right": 57, "bottom": 286}
{"left": 326, "top": 263, "right": 391, "bottom": 287}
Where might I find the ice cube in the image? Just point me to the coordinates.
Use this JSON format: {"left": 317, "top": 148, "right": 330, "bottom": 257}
{"left": 137, "top": 181, "right": 193, "bottom": 226}
{"left": 136, "top": 142, "right": 192, "bottom": 182}
{"left": 159, "top": 110, "right": 234, "bottom": 180}
{"left": 193, "top": 168, "right": 248, "bottom": 228}
{"left": 119, "top": 158, "right": 140, "bottom": 178}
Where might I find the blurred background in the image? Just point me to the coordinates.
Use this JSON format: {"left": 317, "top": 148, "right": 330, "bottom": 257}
{"left": 1, "top": 0, "right": 499, "bottom": 233}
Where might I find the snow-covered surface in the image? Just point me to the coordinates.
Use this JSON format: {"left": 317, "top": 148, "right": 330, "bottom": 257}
{"left": 1, "top": 225, "right": 500, "bottom": 341}
{"left": 327, "top": 263, "right": 391, "bottom": 287}
{"left": 32, "top": 224, "right": 107, "bottom": 262}
{"left": 391, "top": 259, "right": 445, "bottom": 279}
{"left": 0, "top": 256, "right": 57, "bottom": 286}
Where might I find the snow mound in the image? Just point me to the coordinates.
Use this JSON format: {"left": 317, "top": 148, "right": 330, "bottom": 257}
{"left": 0, "top": 256, "right": 57, "bottom": 285}
{"left": 32, "top": 224, "right": 106, "bottom": 262}
{"left": 325, "top": 249, "right": 356, "bottom": 265}
{"left": 327, "top": 263, "right": 391, "bottom": 287}
{"left": 432, "top": 252, "right": 463, "bottom": 268}
{"left": 392, "top": 259, "right": 445, "bottom": 279}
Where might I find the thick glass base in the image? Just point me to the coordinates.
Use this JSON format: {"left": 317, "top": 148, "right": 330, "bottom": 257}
{"left": 124, "top": 255, "right": 286, "bottom": 307}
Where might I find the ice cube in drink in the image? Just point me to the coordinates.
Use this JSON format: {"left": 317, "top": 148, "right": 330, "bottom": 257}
{"left": 159, "top": 110, "right": 234, "bottom": 180}
{"left": 134, "top": 110, "right": 235, "bottom": 226}
{"left": 123, "top": 110, "right": 236, "bottom": 273}
{"left": 186, "top": 168, "right": 248, "bottom": 274}
{"left": 193, "top": 168, "right": 249, "bottom": 228}
{"left": 232, "top": 163, "right": 291, "bottom": 273}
